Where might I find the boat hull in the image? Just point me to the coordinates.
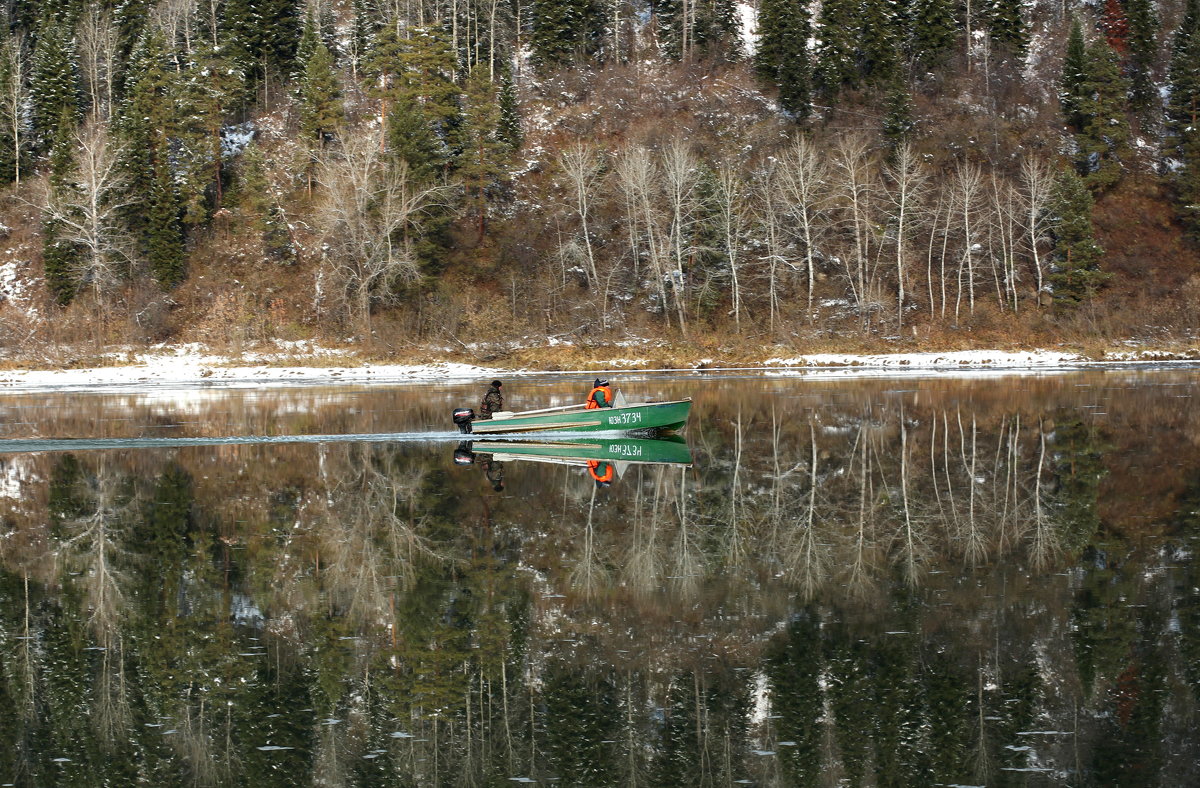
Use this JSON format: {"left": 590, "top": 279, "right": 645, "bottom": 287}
{"left": 468, "top": 398, "right": 691, "bottom": 435}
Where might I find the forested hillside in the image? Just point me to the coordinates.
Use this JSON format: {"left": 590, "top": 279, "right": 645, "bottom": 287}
{"left": 0, "top": 0, "right": 1198, "bottom": 361}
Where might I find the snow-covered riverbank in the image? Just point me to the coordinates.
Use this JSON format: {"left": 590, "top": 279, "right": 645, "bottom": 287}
{"left": 1, "top": 344, "right": 1197, "bottom": 393}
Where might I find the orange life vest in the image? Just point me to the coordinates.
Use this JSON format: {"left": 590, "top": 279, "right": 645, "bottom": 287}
{"left": 588, "top": 460, "right": 614, "bottom": 483}
{"left": 586, "top": 385, "right": 612, "bottom": 409}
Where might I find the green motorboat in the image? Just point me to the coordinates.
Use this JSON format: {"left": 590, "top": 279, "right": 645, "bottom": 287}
{"left": 462, "top": 436, "right": 693, "bottom": 467}
{"left": 454, "top": 397, "right": 692, "bottom": 435}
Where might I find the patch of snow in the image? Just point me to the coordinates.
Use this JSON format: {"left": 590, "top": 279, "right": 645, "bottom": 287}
{"left": 737, "top": 3, "right": 758, "bottom": 57}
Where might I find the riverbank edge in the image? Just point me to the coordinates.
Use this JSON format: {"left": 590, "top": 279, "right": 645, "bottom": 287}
{"left": 1, "top": 342, "right": 1198, "bottom": 393}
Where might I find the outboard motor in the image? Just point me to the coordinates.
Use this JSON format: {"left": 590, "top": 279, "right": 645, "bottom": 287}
{"left": 453, "top": 408, "right": 475, "bottom": 434}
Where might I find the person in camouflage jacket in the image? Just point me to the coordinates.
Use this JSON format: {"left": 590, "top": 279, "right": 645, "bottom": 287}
{"left": 480, "top": 380, "right": 503, "bottom": 419}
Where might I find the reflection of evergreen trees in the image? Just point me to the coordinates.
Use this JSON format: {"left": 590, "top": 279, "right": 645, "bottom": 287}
{"left": 2, "top": 386, "right": 1200, "bottom": 785}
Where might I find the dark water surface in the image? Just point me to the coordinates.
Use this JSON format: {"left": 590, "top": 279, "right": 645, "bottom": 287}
{"left": 1, "top": 370, "right": 1199, "bottom": 787}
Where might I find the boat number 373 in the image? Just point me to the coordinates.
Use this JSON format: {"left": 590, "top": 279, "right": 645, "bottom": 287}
{"left": 608, "top": 411, "right": 644, "bottom": 426}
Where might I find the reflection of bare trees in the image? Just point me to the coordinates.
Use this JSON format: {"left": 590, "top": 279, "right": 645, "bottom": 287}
{"left": 312, "top": 444, "right": 437, "bottom": 627}
{"left": 557, "top": 401, "right": 1074, "bottom": 606}
{"left": 54, "top": 456, "right": 133, "bottom": 744}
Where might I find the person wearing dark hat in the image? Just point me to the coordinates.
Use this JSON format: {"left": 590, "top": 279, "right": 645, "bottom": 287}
{"left": 585, "top": 378, "right": 613, "bottom": 409}
{"left": 480, "top": 380, "right": 503, "bottom": 419}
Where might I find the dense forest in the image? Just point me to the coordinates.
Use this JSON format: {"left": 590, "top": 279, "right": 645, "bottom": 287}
{"left": 0, "top": 0, "right": 1199, "bottom": 360}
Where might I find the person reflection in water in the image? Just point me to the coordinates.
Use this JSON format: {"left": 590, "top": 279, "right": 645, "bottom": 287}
{"left": 480, "top": 454, "right": 505, "bottom": 491}
{"left": 587, "top": 459, "right": 613, "bottom": 488}
{"left": 453, "top": 442, "right": 504, "bottom": 491}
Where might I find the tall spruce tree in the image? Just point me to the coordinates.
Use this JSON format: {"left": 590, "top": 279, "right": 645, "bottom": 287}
{"left": 1168, "top": 0, "right": 1200, "bottom": 235}
{"left": 497, "top": 70, "right": 523, "bottom": 151}
{"left": 756, "top": 0, "right": 812, "bottom": 117}
{"left": 986, "top": 0, "right": 1027, "bottom": 55}
{"left": 909, "top": 0, "right": 958, "bottom": 69}
{"left": 28, "top": 17, "right": 80, "bottom": 147}
{"left": 882, "top": 78, "right": 915, "bottom": 144}
{"left": 1076, "top": 38, "right": 1130, "bottom": 190}
{"left": 531, "top": 0, "right": 603, "bottom": 69}
{"left": 858, "top": 0, "right": 901, "bottom": 86}
{"left": 299, "top": 41, "right": 343, "bottom": 146}
{"left": 119, "top": 31, "right": 184, "bottom": 288}
{"left": 1061, "top": 18, "right": 1088, "bottom": 129}
{"left": 42, "top": 110, "right": 82, "bottom": 304}
{"left": 815, "top": 0, "right": 859, "bottom": 93}
{"left": 398, "top": 28, "right": 461, "bottom": 155}
{"left": 176, "top": 47, "right": 243, "bottom": 223}
{"left": 459, "top": 64, "right": 505, "bottom": 237}
{"left": 218, "top": 0, "right": 301, "bottom": 87}
{"left": 1124, "top": 0, "right": 1158, "bottom": 112}
{"left": 1048, "top": 168, "right": 1109, "bottom": 305}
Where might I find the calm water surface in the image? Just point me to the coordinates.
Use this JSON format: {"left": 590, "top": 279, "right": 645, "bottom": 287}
{"left": 1, "top": 370, "right": 1198, "bottom": 786}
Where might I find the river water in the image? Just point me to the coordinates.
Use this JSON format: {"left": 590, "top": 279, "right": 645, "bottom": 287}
{"left": 0, "top": 369, "right": 1198, "bottom": 786}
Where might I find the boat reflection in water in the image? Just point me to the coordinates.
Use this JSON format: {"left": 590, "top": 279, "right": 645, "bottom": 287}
{"left": 453, "top": 435, "right": 693, "bottom": 489}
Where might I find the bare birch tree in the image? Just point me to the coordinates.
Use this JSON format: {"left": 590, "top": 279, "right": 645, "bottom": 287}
{"left": 316, "top": 127, "right": 455, "bottom": 339}
{"left": 41, "top": 124, "right": 133, "bottom": 309}
{"left": 712, "top": 159, "right": 747, "bottom": 328}
{"left": 884, "top": 141, "right": 928, "bottom": 329}
{"left": 615, "top": 145, "right": 671, "bottom": 325}
{"left": 77, "top": 4, "right": 119, "bottom": 121}
{"left": 776, "top": 136, "right": 831, "bottom": 319}
{"left": 832, "top": 134, "right": 878, "bottom": 314}
{"left": 1018, "top": 155, "right": 1054, "bottom": 306}
{"left": 558, "top": 141, "right": 602, "bottom": 285}
{"left": 0, "top": 34, "right": 27, "bottom": 184}
{"left": 951, "top": 160, "right": 984, "bottom": 321}
{"left": 661, "top": 137, "right": 699, "bottom": 334}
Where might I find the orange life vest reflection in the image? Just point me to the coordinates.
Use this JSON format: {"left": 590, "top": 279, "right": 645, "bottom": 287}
{"left": 587, "top": 460, "right": 613, "bottom": 483}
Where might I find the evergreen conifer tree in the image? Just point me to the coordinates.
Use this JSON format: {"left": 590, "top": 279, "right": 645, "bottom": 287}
{"left": 459, "top": 64, "right": 505, "bottom": 237}
{"left": 1048, "top": 168, "right": 1109, "bottom": 305}
{"left": 299, "top": 41, "right": 343, "bottom": 146}
{"left": 882, "top": 79, "right": 915, "bottom": 144}
{"left": 1166, "top": 0, "right": 1200, "bottom": 139}
{"left": 815, "top": 0, "right": 859, "bottom": 93}
{"left": 176, "top": 47, "right": 243, "bottom": 223}
{"left": 119, "top": 31, "right": 184, "bottom": 288}
{"left": 28, "top": 17, "right": 80, "bottom": 147}
{"left": 694, "top": 0, "right": 742, "bottom": 58}
{"left": 397, "top": 28, "right": 461, "bottom": 153}
{"left": 219, "top": 0, "right": 300, "bottom": 86}
{"left": 362, "top": 24, "right": 404, "bottom": 134}
{"left": 387, "top": 96, "right": 443, "bottom": 180}
{"left": 1168, "top": 0, "right": 1200, "bottom": 235}
{"left": 531, "top": 0, "right": 603, "bottom": 69}
{"left": 985, "top": 0, "right": 1027, "bottom": 55}
{"left": 294, "top": 8, "right": 319, "bottom": 79}
{"left": 1076, "top": 39, "right": 1130, "bottom": 189}
{"left": 497, "top": 70, "right": 523, "bottom": 151}
{"left": 909, "top": 0, "right": 957, "bottom": 69}
{"left": 858, "top": 0, "right": 901, "bottom": 86}
{"left": 1124, "top": 0, "right": 1158, "bottom": 112}
{"left": 42, "top": 110, "right": 82, "bottom": 304}
{"left": 1060, "top": 19, "right": 1088, "bottom": 130}
{"left": 756, "top": 0, "right": 812, "bottom": 117}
